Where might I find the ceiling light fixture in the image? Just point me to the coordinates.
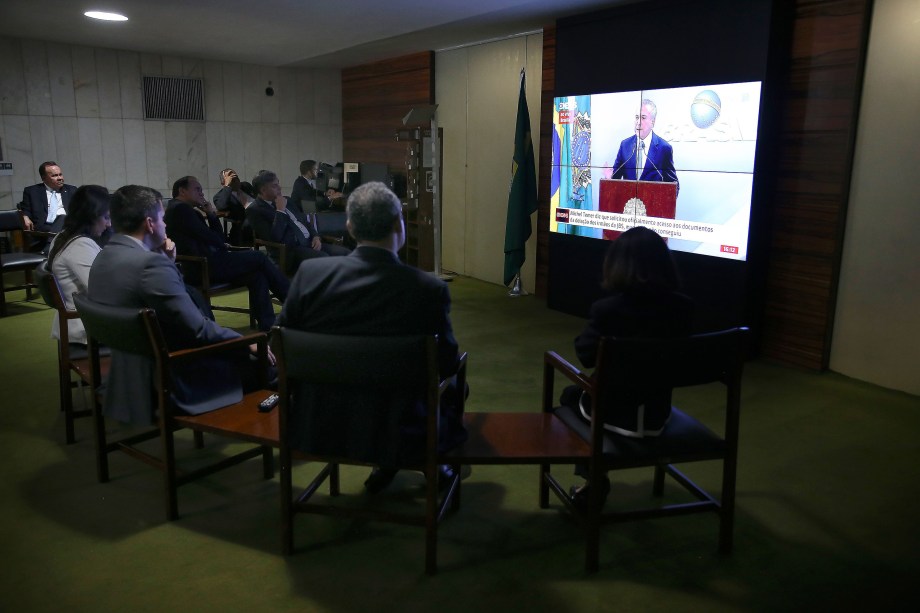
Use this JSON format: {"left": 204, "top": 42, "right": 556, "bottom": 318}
{"left": 84, "top": 11, "right": 129, "bottom": 22}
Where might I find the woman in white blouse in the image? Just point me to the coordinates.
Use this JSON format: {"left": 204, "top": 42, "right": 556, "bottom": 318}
{"left": 46, "top": 185, "right": 111, "bottom": 345}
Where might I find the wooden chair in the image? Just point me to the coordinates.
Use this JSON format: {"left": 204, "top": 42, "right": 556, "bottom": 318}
{"left": 20, "top": 210, "right": 59, "bottom": 254}
{"left": 273, "top": 329, "right": 464, "bottom": 575}
{"left": 33, "top": 264, "right": 110, "bottom": 444}
{"left": 176, "top": 252, "right": 256, "bottom": 327}
{"left": 0, "top": 210, "right": 47, "bottom": 316}
{"left": 73, "top": 293, "right": 277, "bottom": 521}
{"left": 252, "top": 237, "right": 291, "bottom": 276}
{"left": 540, "top": 327, "right": 749, "bottom": 572}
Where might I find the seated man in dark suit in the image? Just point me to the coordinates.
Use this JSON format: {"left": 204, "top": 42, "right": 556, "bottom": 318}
{"left": 278, "top": 181, "right": 466, "bottom": 493}
{"left": 246, "top": 170, "right": 350, "bottom": 275}
{"left": 213, "top": 168, "right": 252, "bottom": 246}
{"left": 19, "top": 161, "right": 77, "bottom": 252}
{"left": 164, "top": 175, "right": 289, "bottom": 331}
{"left": 289, "top": 160, "right": 345, "bottom": 214}
{"left": 88, "top": 184, "right": 273, "bottom": 424}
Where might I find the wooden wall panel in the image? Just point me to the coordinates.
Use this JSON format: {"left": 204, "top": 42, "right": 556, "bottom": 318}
{"left": 533, "top": 0, "right": 873, "bottom": 371}
{"left": 534, "top": 25, "right": 555, "bottom": 298}
{"left": 760, "top": 0, "right": 873, "bottom": 369}
{"left": 342, "top": 51, "right": 434, "bottom": 167}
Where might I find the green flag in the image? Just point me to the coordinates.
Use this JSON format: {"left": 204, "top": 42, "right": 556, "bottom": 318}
{"left": 503, "top": 70, "right": 538, "bottom": 286}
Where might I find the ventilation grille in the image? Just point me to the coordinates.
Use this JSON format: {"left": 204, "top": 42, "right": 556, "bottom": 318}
{"left": 143, "top": 76, "right": 205, "bottom": 121}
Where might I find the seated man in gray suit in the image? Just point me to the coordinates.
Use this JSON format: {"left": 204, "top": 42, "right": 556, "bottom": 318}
{"left": 278, "top": 181, "right": 466, "bottom": 493}
{"left": 88, "top": 184, "right": 273, "bottom": 424}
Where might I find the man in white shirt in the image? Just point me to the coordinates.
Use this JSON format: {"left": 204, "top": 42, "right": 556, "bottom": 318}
{"left": 19, "top": 161, "right": 77, "bottom": 251}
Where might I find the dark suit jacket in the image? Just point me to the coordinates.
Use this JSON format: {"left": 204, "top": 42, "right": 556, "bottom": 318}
{"left": 247, "top": 198, "right": 316, "bottom": 247}
{"left": 213, "top": 186, "right": 245, "bottom": 221}
{"left": 572, "top": 287, "right": 693, "bottom": 436}
{"left": 289, "top": 176, "right": 328, "bottom": 214}
{"left": 164, "top": 198, "right": 227, "bottom": 258}
{"left": 611, "top": 132, "right": 678, "bottom": 183}
{"left": 20, "top": 182, "right": 77, "bottom": 231}
{"left": 278, "top": 246, "right": 462, "bottom": 464}
{"left": 88, "top": 235, "right": 243, "bottom": 423}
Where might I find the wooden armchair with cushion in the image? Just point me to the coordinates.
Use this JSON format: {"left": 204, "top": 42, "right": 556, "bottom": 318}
{"left": 74, "top": 293, "right": 278, "bottom": 521}
{"left": 274, "top": 329, "right": 463, "bottom": 575}
{"left": 540, "top": 327, "right": 749, "bottom": 572}
{"left": 33, "top": 264, "right": 110, "bottom": 444}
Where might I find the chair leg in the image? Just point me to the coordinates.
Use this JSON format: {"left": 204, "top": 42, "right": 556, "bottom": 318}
{"left": 329, "top": 463, "right": 340, "bottom": 496}
{"left": 539, "top": 463, "right": 551, "bottom": 508}
{"left": 261, "top": 445, "right": 274, "bottom": 479}
{"left": 62, "top": 367, "right": 76, "bottom": 445}
{"left": 92, "top": 396, "right": 109, "bottom": 483}
{"left": 161, "top": 424, "right": 179, "bottom": 521}
{"left": 719, "top": 456, "right": 738, "bottom": 554}
{"left": 425, "top": 465, "right": 439, "bottom": 576}
{"left": 280, "top": 451, "right": 294, "bottom": 555}
{"left": 653, "top": 463, "right": 666, "bottom": 497}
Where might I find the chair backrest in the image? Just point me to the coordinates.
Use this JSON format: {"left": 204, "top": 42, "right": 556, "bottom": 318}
{"left": 73, "top": 293, "right": 156, "bottom": 358}
{"left": 315, "top": 211, "right": 347, "bottom": 237}
{"left": 32, "top": 262, "right": 59, "bottom": 310}
{"left": 594, "top": 327, "right": 749, "bottom": 394}
{"left": 0, "top": 209, "right": 24, "bottom": 233}
{"left": 273, "top": 327, "right": 438, "bottom": 466}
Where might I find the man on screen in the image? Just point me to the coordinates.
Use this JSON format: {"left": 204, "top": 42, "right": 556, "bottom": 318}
{"left": 604, "top": 98, "right": 678, "bottom": 186}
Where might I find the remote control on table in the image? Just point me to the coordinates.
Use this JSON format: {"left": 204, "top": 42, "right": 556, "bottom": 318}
{"left": 258, "top": 393, "right": 279, "bottom": 412}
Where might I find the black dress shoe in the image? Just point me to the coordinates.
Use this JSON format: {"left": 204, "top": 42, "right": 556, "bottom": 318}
{"left": 568, "top": 476, "right": 611, "bottom": 513}
{"left": 364, "top": 467, "right": 398, "bottom": 494}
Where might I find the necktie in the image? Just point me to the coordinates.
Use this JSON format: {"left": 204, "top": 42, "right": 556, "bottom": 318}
{"left": 637, "top": 140, "right": 646, "bottom": 177}
{"left": 283, "top": 208, "right": 312, "bottom": 243}
{"left": 47, "top": 191, "right": 60, "bottom": 223}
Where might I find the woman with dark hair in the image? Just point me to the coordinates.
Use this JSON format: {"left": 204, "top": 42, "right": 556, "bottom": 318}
{"left": 47, "top": 184, "right": 111, "bottom": 344}
{"left": 563, "top": 226, "right": 694, "bottom": 508}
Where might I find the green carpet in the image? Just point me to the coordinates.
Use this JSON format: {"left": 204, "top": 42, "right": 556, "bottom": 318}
{"left": 1, "top": 275, "right": 918, "bottom": 612}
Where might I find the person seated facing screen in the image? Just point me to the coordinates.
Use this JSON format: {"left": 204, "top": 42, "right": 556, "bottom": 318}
{"left": 278, "top": 181, "right": 466, "bottom": 493}
{"left": 289, "top": 159, "right": 344, "bottom": 214}
{"left": 88, "top": 185, "right": 274, "bottom": 424}
{"left": 164, "top": 175, "right": 289, "bottom": 331}
{"left": 247, "top": 170, "right": 350, "bottom": 275}
{"left": 561, "top": 225, "right": 693, "bottom": 510}
{"left": 46, "top": 184, "right": 112, "bottom": 345}
{"left": 213, "top": 168, "right": 252, "bottom": 246}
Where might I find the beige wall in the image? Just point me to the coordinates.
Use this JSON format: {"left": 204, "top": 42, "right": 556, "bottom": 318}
{"left": 436, "top": 33, "right": 542, "bottom": 289}
{"left": 830, "top": 0, "right": 920, "bottom": 396}
{"left": 0, "top": 36, "right": 342, "bottom": 206}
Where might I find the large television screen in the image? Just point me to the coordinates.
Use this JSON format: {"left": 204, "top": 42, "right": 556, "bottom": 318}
{"left": 550, "top": 81, "right": 762, "bottom": 261}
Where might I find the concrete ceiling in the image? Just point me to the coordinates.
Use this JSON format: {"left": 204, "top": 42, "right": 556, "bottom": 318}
{"left": 0, "top": 0, "right": 627, "bottom": 69}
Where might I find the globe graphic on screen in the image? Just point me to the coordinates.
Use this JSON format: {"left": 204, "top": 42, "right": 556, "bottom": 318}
{"left": 690, "top": 89, "right": 721, "bottom": 129}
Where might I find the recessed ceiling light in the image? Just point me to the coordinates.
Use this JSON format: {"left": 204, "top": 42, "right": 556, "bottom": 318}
{"left": 84, "top": 11, "right": 129, "bottom": 22}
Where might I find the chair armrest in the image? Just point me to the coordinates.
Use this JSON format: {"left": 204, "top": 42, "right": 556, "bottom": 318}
{"left": 254, "top": 238, "right": 287, "bottom": 273}
{"left": 175, "top": 254, "right": 210, "bottom": 290}
{"left": 227, "top": 245, "right": 253, "bottom": 252}
{"left": 168, "top": 331, "right": 267, "bottom": 363}
{"left": 543, "top": 351, "right": 593, "bottom": 412}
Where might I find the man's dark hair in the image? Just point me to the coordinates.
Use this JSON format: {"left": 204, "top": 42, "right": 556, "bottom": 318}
{"left": 346, "top": 182, "right": 402, "bottom": 242}
{"left": 171, "top": 176, "right": 195, "bottom": 198}
{"left": 251, "top": 171, "right": 278, "bottom": 197}
{"left": 602, "top": 226, "right": 680, "bottom": 293}
{"left": 38, "top": 161, "right": 59, "bottom": 178}
{"left": 299, "top": 160, "right": 316, "bottom": 175}
{"left": 48, "top": 185, "right": 110, "bottom": 265}
{"left": 111, "top": 185, "right": 164, "bottom": 234}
